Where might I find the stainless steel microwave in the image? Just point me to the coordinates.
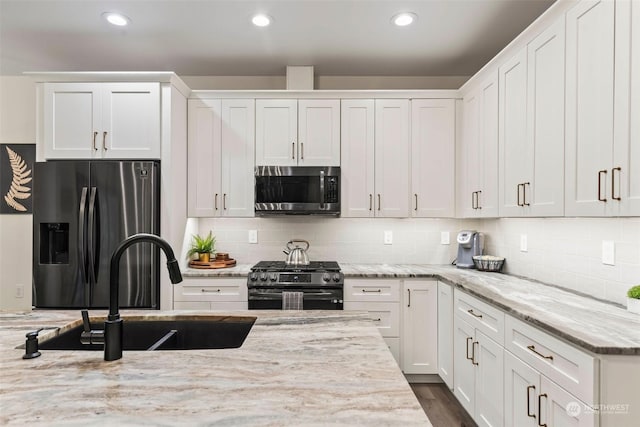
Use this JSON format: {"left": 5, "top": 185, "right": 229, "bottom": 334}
{"left": 254, "top": 166, "right": 340, "bottom": 215}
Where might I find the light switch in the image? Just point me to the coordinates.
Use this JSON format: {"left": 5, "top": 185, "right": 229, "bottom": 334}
{"left": 441, "top": 231, "right": 450, "bottom": 245}
{"left": 384, "top": 231, "right": 393, "bottom": 245}
{"left": 248, "top": 230, "right": 258, "bottom": 244}
{"left": 520, "top": 234, "right": 528, "bottom": 252}
{"left": 602, "top": 241, "right": 615, "bottom": 265}
{"left": 15, "top": 284, "right": 24, "bottom": 298}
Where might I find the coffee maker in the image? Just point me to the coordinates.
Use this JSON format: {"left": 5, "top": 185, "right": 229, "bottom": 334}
{"left": 456, "top": 230, "right": 484, "bottom": 268}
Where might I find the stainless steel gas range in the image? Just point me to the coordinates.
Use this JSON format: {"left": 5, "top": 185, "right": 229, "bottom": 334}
{"left": 247, "top": 261, "right": 344, "bottom": 310}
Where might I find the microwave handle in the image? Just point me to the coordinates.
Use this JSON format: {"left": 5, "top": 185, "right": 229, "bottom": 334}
{"left": 319, "top": 170, "right": 325, "bottom": 210}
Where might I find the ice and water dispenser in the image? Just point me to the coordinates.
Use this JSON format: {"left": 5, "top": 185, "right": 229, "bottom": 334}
{"left": 39, "top": 223, "right": 69, "bottom": 264}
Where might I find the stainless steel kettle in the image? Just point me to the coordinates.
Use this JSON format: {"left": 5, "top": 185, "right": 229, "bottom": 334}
{"left": 283, "top": 239, "right": 310, "bottom": 265}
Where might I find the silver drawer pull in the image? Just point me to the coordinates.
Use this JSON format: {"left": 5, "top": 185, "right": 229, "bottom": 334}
{"left": 467, "top": 309, "right": 483, "bottom": 318}
{"left": 201, "top": 289, "right": 221, "bottom": 293}
{"left": 362, "top": 289, "right": 382, "bottom": 293}
{"left": 373, "top": 318, "right": 382, "bottom": 322}
{"left": 527, "top": 345, "right": 554, "bottom": 360}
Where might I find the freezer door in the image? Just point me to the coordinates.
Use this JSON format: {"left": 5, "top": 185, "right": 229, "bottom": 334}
{"left": 33, "top": 161, "right": 91, "bottom": 308}
{"left": 89, "top": 161, "right": 160, "bottom": 308}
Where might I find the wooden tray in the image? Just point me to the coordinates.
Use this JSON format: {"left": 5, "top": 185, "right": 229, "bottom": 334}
{"left": 189, "top": 259, "right": 236, "bottom": 269}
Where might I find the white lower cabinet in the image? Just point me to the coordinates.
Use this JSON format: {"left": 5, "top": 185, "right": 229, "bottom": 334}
{"left": 173, "top": 278, "right": 248, "bottom": 310}
{"left": 437, "top": 282, "right": 454, "bottom": 389}
{"left": 504, "top": 351, "right": 597, "bottom": 427}
{"left": 402, "top": 280, "right": 438, "bottom": 374}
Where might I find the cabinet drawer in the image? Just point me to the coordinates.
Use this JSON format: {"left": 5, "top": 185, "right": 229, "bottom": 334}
{"left": 454, "top": 290, "right": 505, "bottom": 345}
{"left": 344, "top": 279, "right": 400, "bottom": 302}
{"left": 505, "top": 315, "right": 597, "bottom": 405}
{"left": 344, "top": 301, "right": 400, "bottom": 337}
{"left": 174, "top": 278, "right": 248, "bottom": 302}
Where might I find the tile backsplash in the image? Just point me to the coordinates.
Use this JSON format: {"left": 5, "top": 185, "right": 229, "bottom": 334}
{"left": 194, "top": 216, "right": 639, "bottom": 305}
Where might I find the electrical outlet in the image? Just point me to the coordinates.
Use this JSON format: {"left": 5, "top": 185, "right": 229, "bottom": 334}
{"left": 384, "top": 230, "right": 393, "bottom": 245}
{"left": 248, "top": 230, "right": 258, "bottom": 244}
{"left": 15, "top": 284, "right": 24, "bottom": 298}
{"left": 602, "top": 241, "right": 615, "bottom": 265}
{"left": 441, "top": 231, "right": 450, "bottom": 245}
{"left": 520, "top": 234, "right": 528, "bottom": 252}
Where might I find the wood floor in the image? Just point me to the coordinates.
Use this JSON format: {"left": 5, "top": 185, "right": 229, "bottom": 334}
{"left": 410, "top": 383, "right": 477, "bottom": 427}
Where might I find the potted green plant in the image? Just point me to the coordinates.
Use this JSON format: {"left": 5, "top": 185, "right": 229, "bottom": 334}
{"left": 627, "top": 285, "right": 640, "bottom": 314}
{"left": 187, "top": 231, "right": 216, "bottom": 262}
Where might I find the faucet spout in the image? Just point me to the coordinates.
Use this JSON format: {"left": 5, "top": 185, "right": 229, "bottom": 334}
{"left": 105, "top": 233, "right": 183, "bottom": 361}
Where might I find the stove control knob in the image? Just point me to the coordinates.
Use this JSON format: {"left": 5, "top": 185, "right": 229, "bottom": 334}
{"left": 260, "top": 273, "right": 268, "bottom": 281}
{"left": 322, "top": 273, "right": 331, "bottom": 282}
{"left": 269, "top": 273, "right": 278, "bottom": 282}
{"left": 332, "top": 273, "right": 342, "bottom": 283}
{"left": 249, "top": 273, "right": 258, "bottom": 282}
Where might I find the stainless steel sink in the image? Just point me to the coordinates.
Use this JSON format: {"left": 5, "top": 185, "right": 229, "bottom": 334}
{"left": 38, "top": 317, "right": 256, "bottom": 351}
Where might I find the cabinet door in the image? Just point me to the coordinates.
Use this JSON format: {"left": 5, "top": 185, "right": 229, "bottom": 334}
{"left": 220, "top": 99, "right": 255, "bottom": 217}
{"left": 187, "top": 99, "right": 222, "bottom": 217}
{"left": 410, "top": 99, "right": 455, "bottom": 217}
{"left": 460, "top": 87, "right": 481, "bottom": 217}
{"left": 540, "top": 376, "right": 596, "bottom": 427}
{"left": 101, "top": 83, "right": 161, "bottom": 159}
{"left": 499, "top": 47, "right": 529, "bottom": 217}
{"left": 255, "top": 99, "right": 297, "bottom": 166}
{"left": 565, "top": 0, "right": 615, "bottom": 216}
{"left": 341, "top": 99, "right": 375, "bottom": 217}
{"left": 298, "top": 99, "right": 340, "bottom": 166}
{"left": 479, "top": 74, "right": 500, "bottom": 217}
{"left": 475, "top": 331, "right": 505, "bottom": 427}
{"left": 402, "top": 280, "right": 437, "bottom": 374}
{"left": 44, "top": 82, "right": 102, "bottom": 159}
{"left": 504, "top": 351, "right": 540, "bottom": 427}
{"left": 454, "top": 315, "right": 476, "bottom": 416}
{"left": 375, "top": 99, "right": 409, "bottom": 217}
{"left": 614, "top": 0, "right": 640, "bottom": 216}
{"left": 437, "top": 282, "right": 454, "bottom": 390}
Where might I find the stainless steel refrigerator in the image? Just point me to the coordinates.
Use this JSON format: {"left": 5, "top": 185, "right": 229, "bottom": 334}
{"left": 32, "top": 160, "right": 160, "bottom": 308}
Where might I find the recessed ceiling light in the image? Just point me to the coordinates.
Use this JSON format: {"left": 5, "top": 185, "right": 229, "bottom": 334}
{"left": 102, "top": 12, "right": 130, "bottom": 27}
{"left": 392, "top": 12, "right": 417, "bottom": 27}
{"left": 251, "top": 14, "right": 272, "bottom": 27}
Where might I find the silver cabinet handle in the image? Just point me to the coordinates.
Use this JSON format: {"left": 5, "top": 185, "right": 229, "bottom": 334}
{"left": 477, "top": 190, "right": 482, "bottom": 209}
{"left": 468, "top": 309, "right": 483, "bottom": 318}
{"left": 93, "top": 131, "right": 98, "bottom": 151}
{"left": 377, "top": 194, "right": 381, "bottom": 211}
{"left": 102, "top": 131, "right": 107, "bottom": 151}
{"left": 201, "top": 289, "right": 221, "bottom": 293}
{"left": 362, "top": 289, "right": 381, "bottom": 293}
{"left": 612, "top": 167, "right": 621, "bottom": 201}
{"left": 472, "top": 341, "right": 479, "bottom": 365}
{"left": 215, "top": 193, "right": 218, "bottom": 210}
{"left": 537, "top": 394, "right": 548, "bottom": 427}
{"left": 517, "top": 184, "right": 523, "bottom": 206}
{"left": 414, "top": 194, "right": 418, "bottom": 211}
{"left": 466, "top": 337, "right": 473, "bottom": 360}
{"left": 369, "top": 194, "right": 373, "bottom": 211}
{"left": 527, "top": 345, "right": 553, "bottom": 360}
{"left": 407, "top": 289, "right": 411, "bottom": 307}
{"left": 527, "top": 385, "right": 536, "bottom": 418}
{"left": 301, "top": 142, "right": 304, "bottom": 160}
{"left": 523, "top": 182, "right": 530, "bottom": 206}
{"left": 373, "top": 318, "right": 382, "bottom": 322}
{"left": 223, "top": 193, "right": 227, "bottom": 210}
{"left": 292, "top": 142, "right": 295, "bottom": 160}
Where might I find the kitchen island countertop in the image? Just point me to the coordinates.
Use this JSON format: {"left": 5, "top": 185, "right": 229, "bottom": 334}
{"left": 0, "top": 310, "right": 431, "bottom": 426}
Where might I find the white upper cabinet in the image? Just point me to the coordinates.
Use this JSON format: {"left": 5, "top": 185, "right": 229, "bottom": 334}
{"left": 460, "top": 75, "right": 500, "bottom": 217}
{"left": 565, "top": 0, "right": 616, "bottom": 216}
{"left": 410, "top": 99, "right": 456, "bottom": 217}
{"left": 188, "top": 98, "right": 255, "bottom": 217}
{"left": 340, "top": 99, "right": 376, "bottom": 217}
{"left": 255, "top": 99, "right": 340, "bottom": 166}
{"left": 499, "top": 18, "right": 565, "bottom": 217}
{"left": 341, "top": 99, "right": 410, "bottom": 218}
{"left": 613, "top": 0, "right": 640, "bottom": 216}
{"left": 375, "top": 99, "right": 410, "bottom": 217}
{"left": 44, "top": 82, "right": 160, "bottom": 159}
{"left": 298, "top": 99, "right": 341, "bottom": 166}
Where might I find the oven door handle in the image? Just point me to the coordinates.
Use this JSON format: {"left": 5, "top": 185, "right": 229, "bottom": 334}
{"left": 319, "top": 170, "right": 325, "bottom": 210}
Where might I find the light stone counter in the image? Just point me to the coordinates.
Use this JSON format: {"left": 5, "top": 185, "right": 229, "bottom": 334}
{"left": 0, "top": 310, "right": 431, "bottom": 426}
{"left": 183, "top": 263, "right": 640, "bottom": 355}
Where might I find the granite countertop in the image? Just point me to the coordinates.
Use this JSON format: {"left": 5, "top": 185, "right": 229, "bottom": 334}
{"left": 0, "top": 310, "right": 430, "bottom": 426}
{"left": 184, "top": 263, "right": 640, "bottom": 355}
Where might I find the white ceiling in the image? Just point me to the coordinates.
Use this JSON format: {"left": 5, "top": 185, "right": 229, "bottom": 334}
{"left": 0, "top": 0, "right": 556, "bottom": 77}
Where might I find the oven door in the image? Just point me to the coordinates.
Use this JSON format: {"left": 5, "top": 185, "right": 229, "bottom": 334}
{"left": 248, "top": 287, "right": 343, "bottom": 310}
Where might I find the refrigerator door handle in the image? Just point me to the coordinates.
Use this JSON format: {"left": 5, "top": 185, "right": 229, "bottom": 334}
{"left": 87, "top": 187, "right": 98, "bottom": 287}
{"left": 78, "top": 187, "right": 88, "bottom": 284}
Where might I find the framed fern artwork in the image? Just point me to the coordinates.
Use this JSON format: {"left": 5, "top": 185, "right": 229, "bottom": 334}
{"left": 0, "top": 144, "right": 35, "bottom": 214}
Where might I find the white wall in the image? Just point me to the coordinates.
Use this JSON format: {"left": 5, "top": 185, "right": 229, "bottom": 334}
{"left": 480, "top": 218, "right": 640, "bottom": 305}
{"left": 0, "top": 76, "right": 36, "bottom": 311}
